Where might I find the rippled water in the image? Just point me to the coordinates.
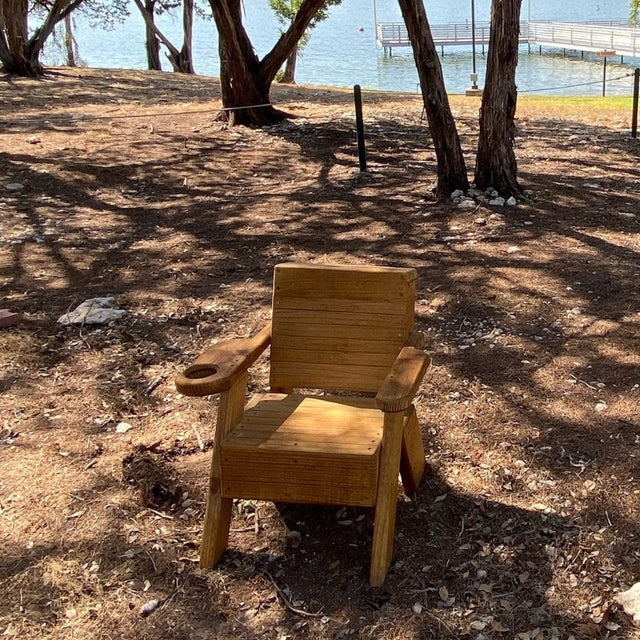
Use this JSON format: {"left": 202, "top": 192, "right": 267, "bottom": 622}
{"left": 44, "top": 0, "right": 636, "bottom": 95}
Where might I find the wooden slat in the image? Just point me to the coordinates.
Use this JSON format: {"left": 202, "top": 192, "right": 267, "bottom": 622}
{"left": 221, "top": 451, "right": 379, "bottom": 506}
{"left": 270, "top": 263, "right": 416, "bottom": 392}
{"left": 273, "top": 309, "right": 410, "bottom": 328}
{"left": 271, "top": 334, "right": 403, "bottom": 354}
{"left": 273, "top": 263, "right": 416, "bottom": 303}
{"left": 270, "top": 363, "right": 393, "bottom": 393}
{"left": 274, "top": 318, "right": 407, "bottom": 342}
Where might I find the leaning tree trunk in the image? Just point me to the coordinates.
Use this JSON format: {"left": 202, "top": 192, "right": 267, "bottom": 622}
{"left": 166, "top": 0, "right": 195, "bottom": 73}
{"left": 143, "top": 0, "right": 161, "bottom": 70}
{"left": 64, "top": 14, "right": 76, "bottom": 66}
{"left": 0, "top": 0, "right": 86, "bottom": 75}
{"left": 0, "top": 0, "right": 42, "bottom": 75}
{"left": 397, "top": 0, "right": 469, "bottom": 199}
{"left": 209, "top": 0, "right": 329, "bottom": 126}
{"left": 279, "top": 46, "right": 297, "bottom": 84}
{"left": 474, "top": 0, "right": 523, "bottom": 196}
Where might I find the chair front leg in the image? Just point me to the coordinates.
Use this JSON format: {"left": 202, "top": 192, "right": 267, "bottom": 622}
{"left": 199, "top": 373, "right": 248, "bottom": 569}
{"left": 370, "top": 410, "right": 405, "bottom": 587}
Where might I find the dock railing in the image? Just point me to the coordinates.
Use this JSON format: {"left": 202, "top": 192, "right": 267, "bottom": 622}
{"left": 376, "top": 20, "right": 639, "bottom": 58}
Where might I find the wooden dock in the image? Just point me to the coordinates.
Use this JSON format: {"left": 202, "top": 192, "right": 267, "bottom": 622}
{"left": 376, "top": 20, "right": 639, "bottom": 59}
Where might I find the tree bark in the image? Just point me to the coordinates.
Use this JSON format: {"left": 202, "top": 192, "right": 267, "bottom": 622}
{"left": 474, "top": 0, "right": 523, "bottom": 196}
{"left": 133, "top": 0, "right": 194, "bottom": 74}
{"left": 143, "top": 0, "right": 161, "bottom": 71}
{"left": 209, "top": 0, "right": 328, "bottom": 126}
{"left": 397, "top": 0, "right": 468, "bottom": 199}
{"left": 1, "top": 0, "right": 86, "bottom": 75}
{"left": 279, "top": 45, "right": 297, "bottom": 84}
{"left": 64, "top": 14, "right": 76, "bottom": 67}
{"left": 168, "top": 0, "right": 195, "bottom": 73}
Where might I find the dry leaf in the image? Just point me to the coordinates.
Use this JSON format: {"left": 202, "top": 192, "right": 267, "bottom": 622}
{"left": 438, "top": 586, "right": 449, "bottom": 601}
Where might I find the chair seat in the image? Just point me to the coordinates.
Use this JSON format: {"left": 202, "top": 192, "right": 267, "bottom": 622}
{"left": 220, "top": 393, "right": 384, "bottom": 506}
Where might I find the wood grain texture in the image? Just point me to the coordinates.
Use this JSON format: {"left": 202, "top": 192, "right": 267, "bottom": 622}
{"left": 375, "top": 347, "right": 431, "bottom": 413}
{"left": 176, "top": 324, "right": 271, "bottom": 396}
{"left": 400, "top": 407, "right": 426, "bottom": 495}
{"left": 370, "top": 410, "right": 405, "bottom": 587}
{"left": 199, "top": 373, "right": 248, "bottom": 569}
{"left": 221, "top": 394, "right": 382, "bottom": 506}
{"left": 270, "top": 263, "right": 416, "bottom": 392}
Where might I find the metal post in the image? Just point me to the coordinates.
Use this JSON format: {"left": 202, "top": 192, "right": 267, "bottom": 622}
{"left": 602, "top": 56, "right": 607, "bottom": 97}
{"left": 471, "top": 0, "right": 477, "bottom": 88}
{"left": 373, "top": 0, "right": 377, "bottom": 36}
{"left": 353, "top": 85, "right": 367, "bottom": 172}
{"left": 632, "top": 68, "right": 640, "bottom": 138}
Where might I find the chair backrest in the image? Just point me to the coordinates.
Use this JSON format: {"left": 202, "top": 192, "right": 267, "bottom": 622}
{"left": 269, "top": 263, "right": 416, "bottom": 393}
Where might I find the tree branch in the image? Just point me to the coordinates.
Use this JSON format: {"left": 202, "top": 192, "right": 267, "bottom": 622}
{"left": 260, "top": 0, "right": 328, "bottom": 84}
{"left": 132, "top": 0, "right": 181, "bottom": 57}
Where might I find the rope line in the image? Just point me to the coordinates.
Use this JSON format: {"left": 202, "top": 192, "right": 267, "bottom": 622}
{"left": 520, "top": 71, "right": 635, "bottom": 93}
{"left": 2, "top": 71, "right": 637, "bottom": 128}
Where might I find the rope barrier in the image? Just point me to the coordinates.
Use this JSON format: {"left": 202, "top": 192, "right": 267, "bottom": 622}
{"left": 3, "top": 71, "right": 637, "bottom": 129}
{"left": 519, "top": 71, "right": 635, "bottom": 93}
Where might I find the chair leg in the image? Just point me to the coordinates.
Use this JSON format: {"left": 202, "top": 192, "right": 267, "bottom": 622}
{"left": 200, "top": 485, "right": 232, "bottom": 568}
{"left": 370, "top": 411, "right": 404, "bottom": 587}
{"left": 199, "top": 374, "right": 247, "bottom": 569}
{"left": 400, "top": 406, "right": 426, "bottom": 495}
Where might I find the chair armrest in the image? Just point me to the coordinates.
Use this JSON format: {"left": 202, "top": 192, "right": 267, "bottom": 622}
{"left": 175, "top": 324, "right": 271, "bottom": 396}
{"left": 376, "top": 347, "right": 431, "bottom": 413}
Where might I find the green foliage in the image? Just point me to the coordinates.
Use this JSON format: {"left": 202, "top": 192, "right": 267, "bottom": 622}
{"left": 631, "top": 0, "right": 640, "bottom": 25}
{"left": 268, "top": 0, "right": 342, "bottom": 40}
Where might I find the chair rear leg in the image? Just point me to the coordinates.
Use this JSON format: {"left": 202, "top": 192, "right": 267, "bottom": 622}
{"left": 400, "top": 406, "right": 426, "bottom": 495}
{"left": 370, "top": 411, "right": 404, "bottom": 587}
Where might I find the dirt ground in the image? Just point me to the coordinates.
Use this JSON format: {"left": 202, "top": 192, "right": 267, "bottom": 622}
{"left": 1, "top": 67, "right": 639, "bottom": 640}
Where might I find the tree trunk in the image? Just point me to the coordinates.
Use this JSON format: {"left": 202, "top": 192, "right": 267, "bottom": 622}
{"left": 209, "top": 0, "right": 329, "bottom": 126}
{"left": 1, "top": 0, "right": 86, "bottom": 75}
{"left": 167, "top": 0, "right": 195, "bottom": 73}
{"left": 143, "top": 0, "right": 161, "bottom": 71}
{"left": 279, "top": 46, "right": 297, "bottom": 84}
{"left": 0, "top": 0, "right": 41, "bottom": 75}
{"left": 64, "top": 14, "right": 76, "bottom": 67}
{"left": 474, "top": 0, "right": 523, "bottom": 196}
{"left": 397, "top": 0, "right": 468, "bottom": 199}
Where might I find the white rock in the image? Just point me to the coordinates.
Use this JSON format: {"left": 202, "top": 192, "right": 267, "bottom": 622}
{"left": 619, "top": 212, "right": 636, "bottom": 219}
{"left": 5, "top": 183, "right": 24, "bottom": 191}
{"left": 616, "top": 582, "right": 640, "bottom": 626}
{"left": 595, "top": 402, "right": 608, "bottom": 412}
{"left": 450, "top": 189, "right": 465, "bottom": 200}
{"left": 58, "top": 297, "right": 126, "bottom": 325}
{"left": 116, "top": 422, "right": 132, "bottom": 433}
{"left": 489, "top": 197, "right": 505, "bottom": 207}
{"left": 506, "top": 196, "right": 517, "bottom": 206}
{"left": 507, "top": 246, "right": 521, "bottom": 254}
{"left": 568, "top": 307, "right": 584, "bottom": 316}
{"left": 458, "top": 199, "right": 476, "bottom": 210}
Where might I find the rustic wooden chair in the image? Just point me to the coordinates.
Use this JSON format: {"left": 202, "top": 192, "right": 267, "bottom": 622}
{"left": 175, "top": 263, "right": 431, "bottom": 586}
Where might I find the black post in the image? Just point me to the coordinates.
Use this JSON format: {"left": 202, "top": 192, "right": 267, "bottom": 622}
{"left": 602, "top": 56, "right": 607, "bottom": 97}
{"left": 354, "top": 84, "right": 367, "bottom": 172}
{"left": 632, "top": 68, "right": 640, "bottom": 138}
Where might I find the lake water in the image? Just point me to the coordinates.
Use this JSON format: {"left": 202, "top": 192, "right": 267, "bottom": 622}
{"left": 44, "top": 0, "right": 636, "bottom": 96}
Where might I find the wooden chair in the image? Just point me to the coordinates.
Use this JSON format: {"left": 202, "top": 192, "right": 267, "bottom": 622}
{"left": 175, "top": 263, "right": 431, "bottom": 586}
